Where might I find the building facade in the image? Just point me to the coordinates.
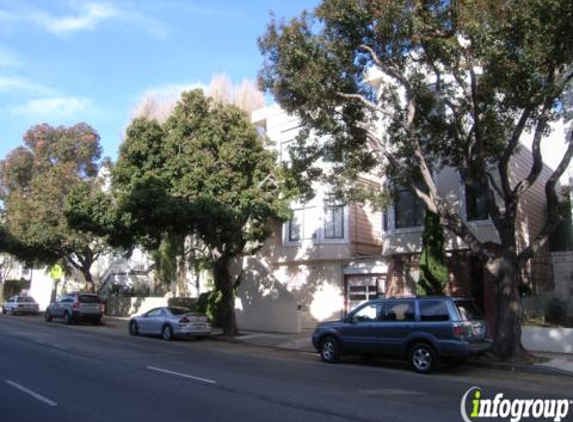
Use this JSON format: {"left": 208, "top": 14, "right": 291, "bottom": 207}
{"left": 232, "top": 105, "right": 556, "bottom": 334}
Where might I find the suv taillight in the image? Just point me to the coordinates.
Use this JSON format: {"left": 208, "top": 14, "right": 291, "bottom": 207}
{"left": 179, "top": 317, "right": 190, "bottom": 324}
{"left": 452, "top": 323, "right": 465, "bottom": 339}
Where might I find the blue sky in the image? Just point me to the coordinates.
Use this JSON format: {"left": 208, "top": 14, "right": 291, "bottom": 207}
{"left": 0, "top": 0, "right": 319, "bottom": 161}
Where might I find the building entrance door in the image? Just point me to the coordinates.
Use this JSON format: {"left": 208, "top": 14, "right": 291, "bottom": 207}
{"left": 344, "top": 274, "right": 386, "bottom": 314}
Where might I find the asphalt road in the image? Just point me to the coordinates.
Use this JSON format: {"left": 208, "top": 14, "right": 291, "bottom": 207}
{"left": 0, "top": 314, "right": 571, "bottom": 422}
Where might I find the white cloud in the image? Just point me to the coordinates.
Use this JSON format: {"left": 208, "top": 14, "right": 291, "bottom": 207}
{"left": 0, "top": 75, "right": 55, "bottom": 95}
{"left": 0, "top": 1, "right": 169, "bottom": 38}
{"left": 10, "top": 96, "right": 95, "bottom": 120}
{"left": 30, "top": 2, "right": 116, "bottom": 33}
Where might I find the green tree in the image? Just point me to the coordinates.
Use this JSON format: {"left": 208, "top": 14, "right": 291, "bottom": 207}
{"left": 0, "top": 123, "right": 110, "bottom": 292}
{"left": 418, "top": 211, "right": 448, "bottom": 296}
{"left": 110, "top": 90, "right": 291, "bottom": 335}
{"left": 259, "top": 0, "right": 573, "bottom": 359}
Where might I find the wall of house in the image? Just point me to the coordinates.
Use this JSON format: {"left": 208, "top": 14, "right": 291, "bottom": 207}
{"left": 105, "top": 296, "right": 168, "bottom": 317}
{"left": 348, "top": 203, "right": 383, "bottom": 256}
{"left": 234, "top": 255, "right": 301, "bottom": 333}
{"left": 551, "top": 251, "right": 573, "bottom": 319}
{"left": 233, "top": 252, "right": 346, "bottom": 333}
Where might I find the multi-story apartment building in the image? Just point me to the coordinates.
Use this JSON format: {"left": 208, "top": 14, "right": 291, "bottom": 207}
{"left": 232, "top": 104, "right": 558, "bottom": 334}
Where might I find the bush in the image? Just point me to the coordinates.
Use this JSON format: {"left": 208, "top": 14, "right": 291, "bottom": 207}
{"left": 2, "top": 279, "right": 30, "bottom": 300}
{"left": 545, "top": 297, "right": 568, "bottom": 326}
{"left": 167, "top": 297, "right": 198, "bottom": 311}
{"left": 196, "top": 290, "right": 224, "bottom": 327}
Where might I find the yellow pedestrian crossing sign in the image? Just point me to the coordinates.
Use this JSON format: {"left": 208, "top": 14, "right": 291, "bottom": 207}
{"left": 49, "top": 264, "right": 63, "bottom": 281}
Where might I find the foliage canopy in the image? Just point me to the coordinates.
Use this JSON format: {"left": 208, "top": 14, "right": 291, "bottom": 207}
{"left": 259, "top": 0, "right": 573, "bottom": 358}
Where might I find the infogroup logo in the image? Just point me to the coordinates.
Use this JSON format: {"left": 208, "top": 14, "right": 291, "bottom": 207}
{"left": 461, "top": 387, "right": 572, "bottom": 422}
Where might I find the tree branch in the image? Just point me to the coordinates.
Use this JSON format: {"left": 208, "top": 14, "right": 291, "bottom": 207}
{"left": 233, "top": 268, "right": 245, "bottom": 290}
{"left": 62, "top": 251, "right": 84, "bottom": 272}
{"left": 514, "top": 101, "right": 552, "bottom": 198}
{"left": 499, "top": 108, "right": 532, "bottom": 198}
{"left": 518, "top": 130, "right": 573, "bottom": 266}
{"left": 358, "top": 44, "right": 412, "bottom": 95}
{"left": 336, "top": 92, "right": 393, "bottom": 117}
{"left": 487, "top": 172, "right": 504, "bottom": 199}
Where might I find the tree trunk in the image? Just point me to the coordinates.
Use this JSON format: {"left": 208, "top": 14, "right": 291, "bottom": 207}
{"left": 490, "top": 251, "right": 524, "bottom": 360}
{"left": 213, "top": 256, "right": 239, "bottom": 336}
{"left": 177, "top": 254, "right": 187, "bottom": 297}
{"left": 84, "top": 269, "right": 95, "bottom": 293}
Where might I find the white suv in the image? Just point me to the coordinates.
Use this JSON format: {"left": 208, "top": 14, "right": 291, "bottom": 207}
{"left": 2, "top": 296, "right": 40, "bottom": 315}
{"left": 45, "top": 293, "right": 103, "bottom": 325}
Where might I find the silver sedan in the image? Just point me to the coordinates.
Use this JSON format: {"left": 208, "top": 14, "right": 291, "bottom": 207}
{"left": 128, "top": 307, "right": 211, "bottom": 341}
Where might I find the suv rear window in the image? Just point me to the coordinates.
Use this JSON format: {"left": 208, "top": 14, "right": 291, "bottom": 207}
{"left": 419, "top": 300, "right": 450, "bottom": 321}
{"left": 17, "top": 297, "right": 34, "bottom": 303}
{"left": 455, "top": 300, "right": 483, "bottom": 321}
{"left": 79, "top": 295, "right": 100, "bottom": 303}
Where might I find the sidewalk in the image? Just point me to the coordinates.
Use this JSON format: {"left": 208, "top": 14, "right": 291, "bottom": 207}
{"left": 217, "top": 329, "right": 573, "bottom": 377}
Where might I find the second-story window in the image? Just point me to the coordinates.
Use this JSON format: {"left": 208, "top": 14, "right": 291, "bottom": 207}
{"left": 324, "top": 204, "right": 344, "bottom": 239}
{"left": 395, "top": 187, "right": 425, "bottom": 229}
{"left": 287, "top": 206, "right": 317, "bottom": 242}
{"left": 288, "top": 209, "right": 303, "bottom": 241}
{"left": 465, "top": 183, "right": 489, "bottom": 221}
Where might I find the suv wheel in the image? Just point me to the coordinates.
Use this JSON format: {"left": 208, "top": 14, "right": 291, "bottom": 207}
{"left": 320, "top": 336, "right": 341, "bottom": 363}
{"left": 162, "top": 324, "right": 174, "bottom": 341}
{"left": 1, "top": 307, "right": 5, "bottom": 315}
{"left": 44, "top": 310, "right": 52, "bottom": 322}
{"left": 408, "top": 343, "right": 437, "bottom": 374}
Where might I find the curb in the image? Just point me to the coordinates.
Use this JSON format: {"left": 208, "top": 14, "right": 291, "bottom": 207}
{"left": 467, "top": 359, "right": 573, "bottom": 378}
{"left": 211, "top": 334, "right": 317, "bottom": 354}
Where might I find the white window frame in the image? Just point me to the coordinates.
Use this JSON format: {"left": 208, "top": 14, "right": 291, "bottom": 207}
{"left": 324, "top": 203, "right": 345, "bottom": 239}
{"left": 283, "top": 203, "right": 348, "bottom": 245}
{"left": 382, "top": 186, "right": 426, "bottom": 235}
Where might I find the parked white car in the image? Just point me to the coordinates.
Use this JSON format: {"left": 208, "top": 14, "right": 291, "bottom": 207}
{"left": 2, "top": 296, "right": 40, "bottom": 315}
{"left": 129, "top": 307, "right": 211, "bottom": 341}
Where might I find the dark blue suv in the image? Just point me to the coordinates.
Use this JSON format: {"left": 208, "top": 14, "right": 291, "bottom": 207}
{"left": 311, "top": 296, "right": 492, "bottom": 373}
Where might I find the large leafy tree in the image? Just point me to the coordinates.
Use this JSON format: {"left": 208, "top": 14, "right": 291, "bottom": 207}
{"left": 259, "top": 0, "right": 573, "bottom": 359}
{"left": 0, "top": 123, "right": 109, "bottom": 292}
{"left": 110, "top": 90, "right": 290, "bottom": 335}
